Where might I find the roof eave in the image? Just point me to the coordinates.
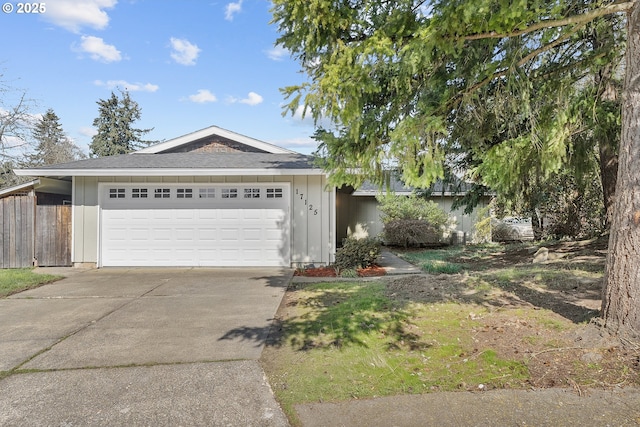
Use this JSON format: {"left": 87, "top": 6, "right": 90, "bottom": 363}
{"left": 15, "top": 168, "right": 327, "bottom": 177}
{"left": 0, "top": 179, "right": 40, "bottom": 197}
{"left": 351, "top": 191, "right": 467, "bottom": 197}
{"left": 351, "top": 190, "right": 413, "bottom": 196}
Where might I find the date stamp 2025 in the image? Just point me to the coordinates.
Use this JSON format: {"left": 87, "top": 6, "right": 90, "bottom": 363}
{"left": 2, "top": 2, "right": 46, "bottom": 14}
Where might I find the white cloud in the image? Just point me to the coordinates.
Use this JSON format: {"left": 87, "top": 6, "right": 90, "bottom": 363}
{"left": 225, "top": 0, "right": 242, "bottom": 21}
{"left": 289, "top": 104, "right": 334, "bottom": 129}
{"left": 94, "top": 80, "right": 159, "bottom": 92}
{"left": 292, "top": 105, "right": 313, "bottom": 123}
{"left": 278, "top": 137, "right": 318, "bottom": 154}
{"left": 44, "top": 0, "right": 117, "bottom": 33}
{"left": 78, "top": 36, "right": 122, "bottom": 62}
{"left": 188, "top": 89, "right": 217, "bottom": 103}
{"left": 228, "top": 92, "right": 263, "bottom": 106}
{"left": 169, "top": 38, "right": 201, "bottom": 66}
{"left": 79, "top": 126, "right": 98, "bottom": 138}
{"left": 265, "top": 46, "right": 289, "bottom": 61}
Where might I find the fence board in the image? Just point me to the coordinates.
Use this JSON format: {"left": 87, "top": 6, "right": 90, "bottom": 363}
{"left": 35, "top": 205, "right": 71, "bottom": 267}
{"left": 0, "top": 196, "right": 35, "bottom": 268}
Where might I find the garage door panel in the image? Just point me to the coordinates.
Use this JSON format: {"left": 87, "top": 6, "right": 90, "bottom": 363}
{"left": 175, "top": 210, "right": 195, "bottom": 220}
{"left": 221, "top": 210, "right": 239, "bottom": 220}
{"left": 266, "top": 209, "right": 285, "bottom": 220}
{"left": 174, "top": 249, "right": 196, "bottom": 262}
{"left": 130, "top": 229, "right": 149, "bottom": 240}
{"left": 263, "top": 249, "right": 280, "bottom": 260}
{"left": 219, "top": 248, "right": 240, "bottom": 260}
{"left": 242, "top": 249, "right": 262, "bottom": 262}
{"left": 129, "top": 250, "right": 152, "bottom": 263}
{"left": 243, "top": 229, "right": 262, "bottom": 241}
{"left": 131, "top": 210, "right": 148, "bottom": 220}
{"left": 175, "top": 229, "right": 196, "bottom": 241}
{"left": 106, "top": 227, "right": 128, "bottom": 240}
{"left": 101, "top": 184, "right": 290, "bottom": 267}
{"left": 198, "top": 210, "right": 218, "bottom": 220}
{"left": 107, "top": 210, "right": 128, "bottom": 220}
{"left": 242, "top": 210, "right": 262, "bottom": 220}
{"left": 150, "top": 228, "right": 172, "bottom": 241}
{"left": 198, "top": 229, "right": 218, "bottom": 241}
{"left": 149, "top": 210, "right": 172, "bottom": 220}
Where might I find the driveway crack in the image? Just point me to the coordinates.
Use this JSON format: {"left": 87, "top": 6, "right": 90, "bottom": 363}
{"left": 9, "top": 279, "right": 172, "bottom": 374}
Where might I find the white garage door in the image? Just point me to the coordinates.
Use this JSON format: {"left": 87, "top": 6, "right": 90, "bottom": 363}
{"left": 99, "top": 183, "right": 290, "bottom": 267}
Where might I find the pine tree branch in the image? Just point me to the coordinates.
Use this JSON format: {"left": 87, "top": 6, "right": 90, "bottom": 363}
{"left": 454, "top": 23, "right": 586, "bottom": 107}
{"left": 464, "top": 1, "right": 634, "bottom": 41}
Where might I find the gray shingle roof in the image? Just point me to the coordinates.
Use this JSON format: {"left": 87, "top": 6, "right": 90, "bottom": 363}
{"left": 354, "top": 176, "right": 475, "bottom": 195}
{"left": 26, "top": 152, "right": 317, "bottom": 171}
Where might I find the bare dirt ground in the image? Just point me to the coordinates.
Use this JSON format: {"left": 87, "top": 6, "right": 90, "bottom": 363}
{"left": 384, "top": 238, "right": 640, "bottom": 390}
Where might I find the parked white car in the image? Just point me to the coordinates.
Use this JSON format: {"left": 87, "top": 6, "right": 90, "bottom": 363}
{"left": 492, "top": 217, "right": 535, "bottom": 241}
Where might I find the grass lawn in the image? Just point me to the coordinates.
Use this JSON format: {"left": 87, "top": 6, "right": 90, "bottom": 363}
{"left": 0, "top": 269, "right": 62, "bottom": 297}
{"left": 262, "top": 281, "right": 530, "bottom": 422}
{"left": 261, "top": 239, "right": 639, "bottom": 426}
{"left": 398, "top": 242, "right": 506, "bottom": 273}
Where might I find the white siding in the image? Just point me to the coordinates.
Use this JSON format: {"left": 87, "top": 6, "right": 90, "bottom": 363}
{"left": 290, "top": 175, "right": 335, "bottom": 265}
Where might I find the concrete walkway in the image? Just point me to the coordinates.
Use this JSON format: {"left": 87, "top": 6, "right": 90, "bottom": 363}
{"left": 294, "top": 387, "right": 640, "bottom": 426}
{"left": 378, "top": 249, "right": 422, "bottom": 275}
{"left": 0, "top": 268, "right": 291, "bottom": 426}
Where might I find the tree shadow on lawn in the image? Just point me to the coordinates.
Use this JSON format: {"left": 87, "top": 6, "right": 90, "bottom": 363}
{"left": 389, "top": 266, "right": 601, "bottom": 324}
{"left": 219, "top": 280, "right": 425, "bottom": 352}
{"left": 221, "top": 265, "right": 601, "bottom": 351}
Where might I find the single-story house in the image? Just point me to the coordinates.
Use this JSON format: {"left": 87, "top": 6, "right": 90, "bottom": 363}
{"left": 15, "top": 126, "right": 335, "bottom": 268}
{"left": 13, "top": 125, "right": 491, "bottom": 269}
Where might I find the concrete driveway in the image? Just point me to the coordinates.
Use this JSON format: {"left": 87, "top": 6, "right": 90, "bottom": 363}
{"left": 0, "top": 268, "right": 292, "bottom": 426}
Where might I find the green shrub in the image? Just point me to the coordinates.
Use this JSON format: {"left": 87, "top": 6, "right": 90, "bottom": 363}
{"left": 377, "top": 194, "right": 451, "bottom": 247}
{"left": 383, "top": 219, "right": 441, "bottom": 248}
{"left": 335, "top": 237, "right": 381, "bottom": 271}
{"left": 376, "top": 194, "right": 450, "bottom": 228}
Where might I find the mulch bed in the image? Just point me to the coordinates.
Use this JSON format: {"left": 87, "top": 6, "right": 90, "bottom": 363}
{"left": 294, "top": 265, "right": 386, "bottom": 277}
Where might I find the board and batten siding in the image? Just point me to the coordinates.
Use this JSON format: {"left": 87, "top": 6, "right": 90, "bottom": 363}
{"left": 291, "top": 175, "right": 333, "bottom": 266}
{"left": 72, "top": 175, "right": 335, "bottom": 267}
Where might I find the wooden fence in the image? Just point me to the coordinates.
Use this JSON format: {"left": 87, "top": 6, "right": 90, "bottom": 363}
{"left": 0, "top": 196, "right": 34, "bottom": 268}
{"left": 0, "top": 196, "right": 71, "bottom": 268}
{"left": 35, "top": 205, "right": 72, "bottom": 267}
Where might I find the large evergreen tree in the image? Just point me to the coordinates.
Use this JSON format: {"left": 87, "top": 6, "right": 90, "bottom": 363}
{"left": 272, "top": 0, "right": 640, "bottom": 337}
{"left": 89, "top": 91, "right": 153, "bottom": 157}
{"left": 27, "top": 109, "right": 84, "bottom": 166}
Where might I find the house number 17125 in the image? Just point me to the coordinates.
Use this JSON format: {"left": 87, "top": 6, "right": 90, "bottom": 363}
{"left": 295, "top": 189, "right": 318, "bottom": 215}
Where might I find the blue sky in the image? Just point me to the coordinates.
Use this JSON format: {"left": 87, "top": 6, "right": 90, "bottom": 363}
{"left": 0, "top": 0, "right": 318, "bottom": 155}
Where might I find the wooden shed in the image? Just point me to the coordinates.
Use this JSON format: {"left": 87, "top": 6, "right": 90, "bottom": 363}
{"left": 0, "top": 178, "right": 72, "bottom": 268}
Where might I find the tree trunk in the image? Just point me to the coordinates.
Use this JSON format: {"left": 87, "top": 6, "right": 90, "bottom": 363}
{"left": 601, "top": 1, "right": 640, "bottom": 337}
{"left": 599, "top": 138, "right": 618, "bottom": 226}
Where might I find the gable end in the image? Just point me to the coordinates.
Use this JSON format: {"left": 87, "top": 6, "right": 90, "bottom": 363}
{"left": 163, "top": 135, "right": 269, "bottom": 154}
